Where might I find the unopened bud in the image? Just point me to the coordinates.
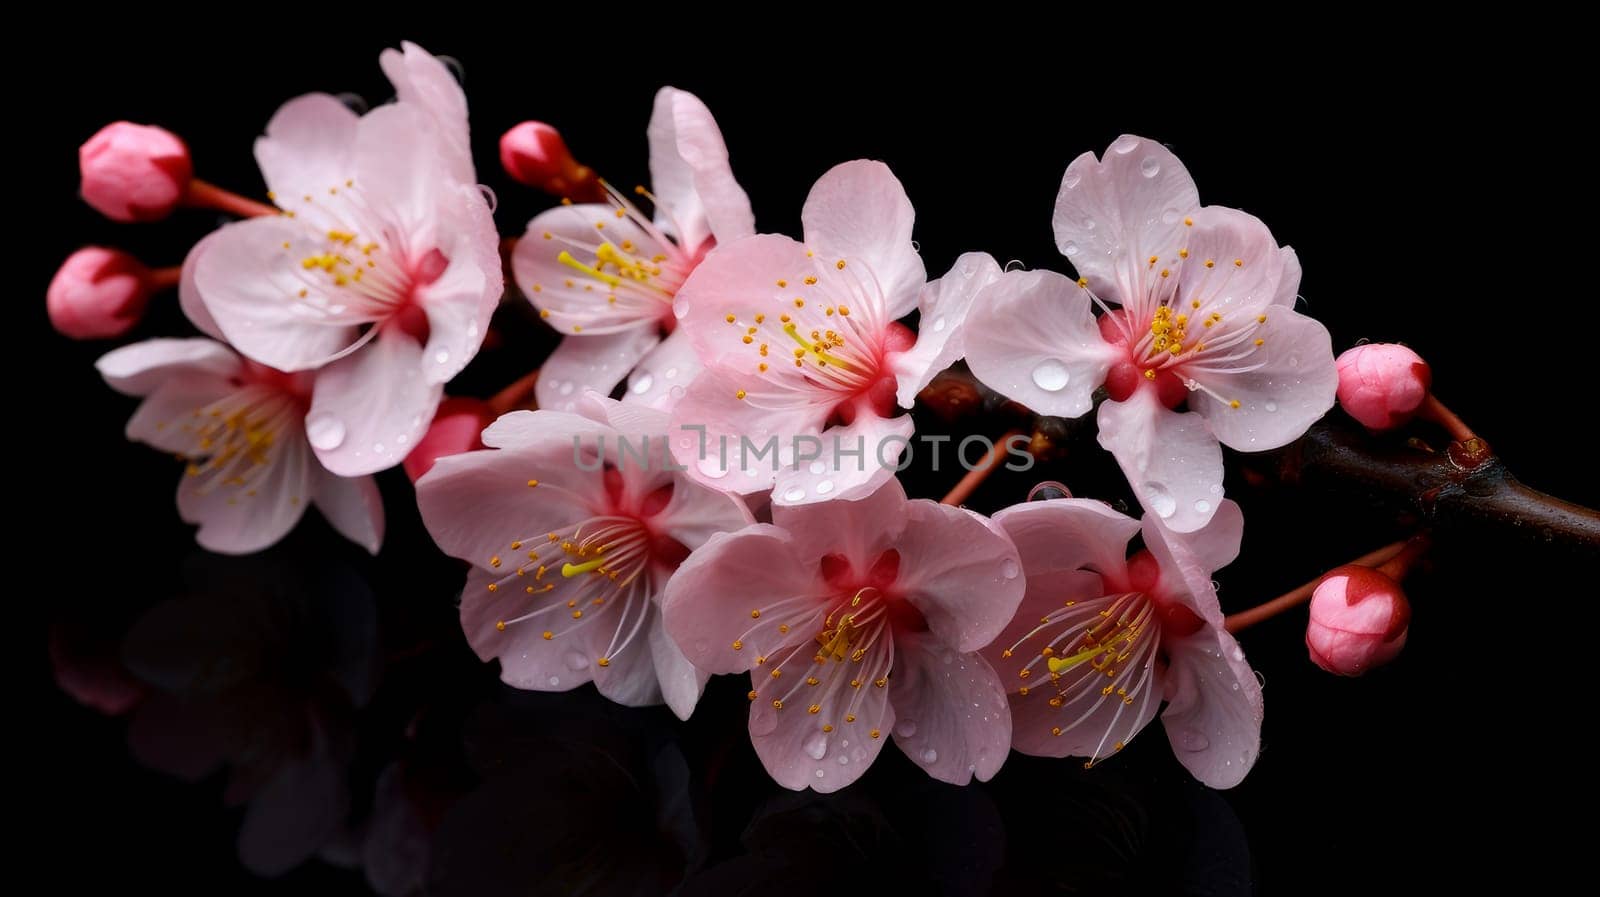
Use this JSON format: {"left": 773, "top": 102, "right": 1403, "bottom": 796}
{"left": 79, "top": 122, "right": 193, "bottom": 222}
{"left": 1306, "top": 565, "right": 1411, "bottom": 676}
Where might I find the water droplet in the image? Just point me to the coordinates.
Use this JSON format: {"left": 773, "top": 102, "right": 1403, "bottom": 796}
{"left": 1161, "top": 207, "right": 1182, "bottom": 224}
{"left": 1194, "top": 499, "right": 1211, "bottom": 514}
{"left": 664, "top": 366, "right": 680, "bottom": 380}
{"left": 910, "top": 240, "right": 921, "bottom": 252}
{"left": 632, "top": 373, "right": 654, "bottom": 394}
{"left": 306, "top": 414, "right": 346, "bottom": 450}
{"left": 1209, "top": 483, "right": 1223, "bottom": 495}
{"left": 921, "top": 748, "right": 939, "bottom": 764}
{"left": 1143, "top": 482, "right": 1176, "bottom": 519}
{"left": 1264, "top": 400, "right": 1278, "bottom": 413}
{"left": 396, "top": 433, "right": 409, "bottom": 446}
{"left": 669, "top": 386, "right": 685, "bottom": 399}
{"left": 558, "top": 381, "right": 575, "bottom": 396}
{"left": 434, "top": 348, "right": 451, "bottom": 365}
{"left": 1001, "top": 558, "right": 1020, "bottom": 579}
{"left": 931, "top": 315, "right": 947, "bottom": 333}
{"left": 895, "top": 719, "right": 918, "bottom": 738}
{"left": 837, "top": 755, "right": 850, "bottom": 766}
{"left": 1061, "top": 240, "right": 1081, "bottom": 257}
{"left": 564, "top": 652, "right": 589, "bottom": 671}
{"left": 697, "top": 456, "right": 729, "bottom": 479}
{"left": 1031, "top": 359, "right": 1070, "bottom": 392}
{"left": 1082, "top": 218, "right": 1096, "bottom": 231}
{"left": 1061, "top": 170, "right": 1082, "bottom": 189}
{"left": 1173, "top": 728, "right": 1210, "bottom": 752}
{"left": 782, "top": 486, "right": 806, "bottom": 503}
{"left": 547, "top": 676, "right": 560, "bottom": 687}
{"left": 673, "top": 300, "right": 690, "bottom": 319}
{"left": 808, "top": 460, "right": 828, "bottom": 475}
{"left": 1287, "top": 356, "right": 1300, "bottom": 368}
{"left": 815, "top": 480, "right": 834, "bottom": 496}
{"left": 815, "top": 768, "right": 825, "bottom": 779}
{"left": 1140, "top": 156, "right": 1161, "bottom": 178}
{"left": 1232, "top": 647, "right": 1246, "bottom": 662}
{"left": 1110, "top": 134, "right": 1140, "bottom": 154}
{"left": 803, "top": 731, "right": 829, "bottom": 760}
{"left": 372, "top": 442, "right": 385, "bottom": 454}
{"left": 1231, "top": 682, "right": 1241, "bottom": 691}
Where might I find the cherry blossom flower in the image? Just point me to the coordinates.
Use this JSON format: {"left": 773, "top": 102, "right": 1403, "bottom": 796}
{"left": 97, "top": 338, "right": 384, "bottom": 555}
{"left": 963, "top": 135, "right": 1335, "bottom": 532}
{"left": 667, "top": 160, "right": 973, "bottom": 505}
{"left": 662, "top": 477, "right": 1023, "bottom": 792}
{"left": 984, "top": 497, "right": 1262, "bottom": 788}
{"left": 512, "top": 87, "right": 753, "bottom": 414}
{"left": 415, "top": 396, "right": 753, "bottom": 718}
{"left": 192, "top": 43, "right": 501, "bottom": 476}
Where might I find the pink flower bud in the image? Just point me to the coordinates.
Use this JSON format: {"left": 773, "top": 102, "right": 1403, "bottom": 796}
{"left": 79, "top": 122, "right": 193, "bottom": 222}
{"left": 403, "top": 398, "right": 493, "bottom": 483}
{"left": 1306, "top": 565, "right": 1411, "bottom": 676}
{"left": 499, "top": 121, "right": 595, "bottom": 198}
{"left": 1335, "top": 343, "right": 1432, "bottom": 431}
{"left": 47, "top": 247, "right": 154, "bottom": 339}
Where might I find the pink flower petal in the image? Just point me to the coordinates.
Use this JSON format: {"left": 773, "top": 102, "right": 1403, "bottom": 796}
{"left": 748, "top": 637, "right": 896, "bottom": 793}
{"left": 459, "top": 566, "right": 609, "bottom": 691}
{"left": 1052, "top": 135, "right": 1198, "bottom": 297}
{"left": 992, "top": 498, "right": 1141, "bottom": 583}
{"left": 1187, "top": 310, "right": 1337, "bottom": 451}
{"left": 305, "top": 329, "right": 442, "bottom": 476}
{"left": 1005, "top": 615, "right": 1163, "bottom": 761}
{"left": 650, "top": 474, "right": 756, "bottom": 551}
{"left": 514, "top": 205, "right": 676, "bottom": 334}
{"left": 194, "top": 216, "right": 366, "bottom": 371}
{"left": 177, "top": 232, "right": 226, "bottom": 341}
{"left": 769, "top": 412, "right": 914, "bottom": 507}
{"left": 311, "top": 468, "right": 385, "bottom": 555}
{"left": 890, "top": 252, "right": 1002, "bottom": 409}
{"left": 892, "top": 498, "right": 1025, "bottom": 653}
{"left": 667, "top": 366, "right": 829, "bottom": 495}
{"left": 963, "top": 269, "right": 1121, "bottom": 418}
{"left": 177, "top": 429, "right": 315, "bottom": 554}
{"left": 889, "top": 632, "right": 1012, "bottom": 784}
{"left": 770, "top": 474, "right": 911, "bottom": 570}
{"left": 662, "top": 524, "right": 823, "bottom": 676}
{"left": 415, "top": 409, "right": 609, "bottom": 565}
{"left": 378, "top": 41, "right": 473, "bottom": 185}
{"left": 800, "top": 160, "right": 924, "bottom": 319}
{"left": 650, "top": 619, "right": 709, "bottom": 721}
{"left": 622, "top": 329, "right": 703, "bottom": 412}
{"left": 535, "top": 327, "right": 663, "bottom": 414}
{"left": 419, "top": 181, "right": 502, "bottom": 384}
{"left": 648, "top": 87, "right": 753, "bottom": 253}
{"left": 1274, "top": 246, "right": 1302, "bottom": 307}
{"left": 1141, "top": 500, "right": 1243, "bottom": 628}
{"left": 1161, "top": 626, "right": 1262, "bottom": 789}
{"left": 351, "top": 104, "right": 447, "bottom": 231}
{"left": 125, "top": 379, "right": 239, "bottom": 455}
{"left": 1095, "top": 389, "right": 1224, "bottom": 533}
{"left": 97, "top": 337, "right": 241, "bottom": 397}
{"left": 1170, "top": 206, "right": 1287, "bottom": 318}
{"left": 253, "top": 93, "right": 359, "bottom": 214}
{"left": 590, "top": 607, "right": 666, "bottom": 708}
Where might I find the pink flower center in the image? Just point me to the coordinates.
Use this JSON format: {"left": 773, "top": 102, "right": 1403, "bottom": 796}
{"left": 165, "top": 374, "right": 309, "bottom": 500}
{"left": 480, "top": 472, "right": 688, "bottom": 669}
{"left": 531, "top": 183, "right": 703, "bottom": 332}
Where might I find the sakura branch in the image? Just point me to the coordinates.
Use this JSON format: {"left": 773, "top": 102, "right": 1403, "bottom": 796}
{"left": 49, "top": 40, "right": 1598, "bottom": 808}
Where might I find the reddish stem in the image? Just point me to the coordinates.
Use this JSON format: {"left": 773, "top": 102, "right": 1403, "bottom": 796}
{"left": 146, "top": 266, "right": 182, "bottom": 291}
{"left": 487, "top": 369, "right": 541, "bottom": 416}
{"left": 941, "top": 430, "right": 1023, "bottom": 506}
{"left": 1418, "top": 393, "right": 1476, "bottom": 443}
{"left": 182, "top": 179, "right": 278, "bottom": 218}
{"left": 1223, "top": 539, "right": 1409, "bottom": 634}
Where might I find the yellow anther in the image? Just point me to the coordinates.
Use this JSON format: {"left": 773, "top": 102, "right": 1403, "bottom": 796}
{"left": 495, "top": 621, "right": 506, "bottom": 631}
{"left": 542, "top": 630, "right": 553, "bottom": 640}
{"left": 736, "top": 390, "right": 747, "bottom": 400}
{"left": 1229, "top": 399, "right": 1241, "bottom": 409}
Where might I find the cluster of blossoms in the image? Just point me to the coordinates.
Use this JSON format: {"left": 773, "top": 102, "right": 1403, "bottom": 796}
{"left": 58, "top": 43, "right": 1447, "bottom": 793}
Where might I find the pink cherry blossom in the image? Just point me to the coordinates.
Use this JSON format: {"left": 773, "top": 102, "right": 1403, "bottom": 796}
{"left": 415, "top": 396, "right": 753, "bottom": 718}
{"left": 666, "top": 161, "right": 982, "bottom": 506}
{"left": 512, "top": 87, "right": 753, "bottom": 414}
{"left": 662, "top": 478, "right": 1023, "bottom": 792}
{"left": 97, "top": 338, "right": 384, "bottom": 555}
{"left": 963, "top": 135, "right": 1336, "bottom": 532}
{"left": 984, "top": 497, "right": 1261, "bottom": 788}
{"left": 192, "top": 44, "right": 502, "bottom": 476}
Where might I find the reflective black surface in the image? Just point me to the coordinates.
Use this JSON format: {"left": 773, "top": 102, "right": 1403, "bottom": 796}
{"left": 30, "top": 28, "right": 1595, "bottom": 895}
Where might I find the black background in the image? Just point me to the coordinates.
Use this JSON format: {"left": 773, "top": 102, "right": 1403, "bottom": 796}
{"left": 27, "top": 26, "right": 1596, "bottom": 896}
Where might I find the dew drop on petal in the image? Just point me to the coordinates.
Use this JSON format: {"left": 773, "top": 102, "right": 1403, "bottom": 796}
{"left": 815, "top": 769, "right": 826, "bottom": 779}
{"left": 630, "top": 374, "right": 653, "bottom": 395}
{"left": 664, "top": 366, "right": 679, "bottom": 380}
{"left": 809, "top": 460, "right": 828, "bottom": 475}
{"left": 1143, "top": 482, "right": 1176, "bottom": 518}
{"left": 782, "top": 486, "right": 806, "bottom": 503}
{"left": 895, "top": 719, "right": 918, "bottom": 738}
{"left": 1111, "top": 135, "right": 1140, "bottom": 154}
{"left": 1209, "top": 483, "right": 1223, "bottom": 495}
{"left": 547, "top": 676, "right": 560, "bottom": 687}
{"left": 1002, "top": 558, "right": 1020, "bottom": 580}
{"left": 372, "top": 442, "right": 385, "bottom": 454}
{"left": 803, "top": 731, "right": 828, "bottom": 761}
{"left": 1264, "top": 400, "right": 1278, "bottom": 413}
{"left": 1061, "top": 240, "right": 1081, "bottom": 257}
{"left": 306, "top": 414, "right": 346, "bottom": 450}
{"left": 931, "top": 315, "right": 947, "bottom": 333}
{"left": 1173, "top": 728, "right": 1210, "bottom": 752}
{"left": 674, "top": 300, "right": 690, "bottom": 319}
{"left": 921, "top": 748, "right": 939, "bottom": 764}
{"left": 1194, "top": 499, "right": 1211, "bottom": 514}
{"left": 1140, "top": 156, "right": 1161, "bottom": 178}
{"left": 1161, "top": 207, "right": 1183, "bottom": 224}
{"left": 697, "top": 456, "right": 730, "bottom": 480}
{"left": 558, "top": 381, "right": 575, "bottom": 396}
{"left": 434, "top": 348, "right": 451, "bottom": 365}
{"left": 1031, "top": 359, "right": 1070, "bottom": 392}
{"left": 815, "top": 480, "right": 834, "bottom": 496}
{"left": 564, "top": 652, "right": 589, "bottom": 671}
{"left": 669, "top": 386, "right": 685, "bottom": 399}
{"left": 837, "top": 755, "right": 850, "bottom": 766}
{"left": 1061, "top": 170, "right": 1082, "bottom": 189}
